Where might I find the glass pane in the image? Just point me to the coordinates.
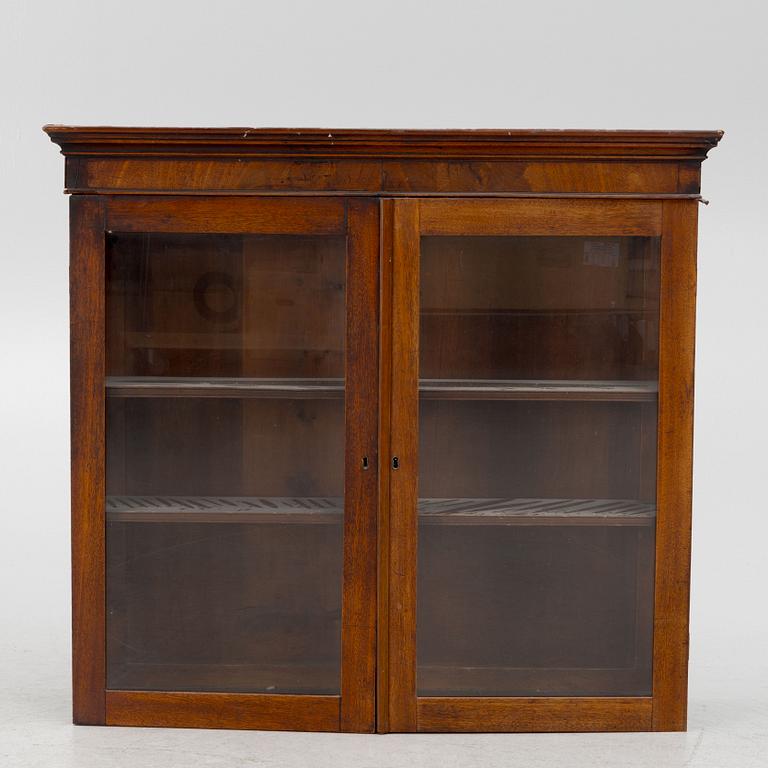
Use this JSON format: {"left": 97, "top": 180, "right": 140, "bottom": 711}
{"left": 105, "top": 233, "right": 346, "bottom": 694}
{"left": 417, "top": 235, "right": 659, "bottom": 697}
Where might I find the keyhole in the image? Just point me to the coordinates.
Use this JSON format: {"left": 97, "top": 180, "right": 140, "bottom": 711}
{"left": 362, "top": 456, "right": 369, "bottom": 470}
{"left": 392, "top": 456, "right": 399, "bottom": 470}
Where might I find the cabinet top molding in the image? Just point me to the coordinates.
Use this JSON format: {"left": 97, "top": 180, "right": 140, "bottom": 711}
{"left": 44, "top": 126, "right": 723, "bottom": 160}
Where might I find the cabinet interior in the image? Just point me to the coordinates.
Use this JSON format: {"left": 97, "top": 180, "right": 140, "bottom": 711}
{"left": 416, "top": 234, "right": 659, "bottom": 697}
{"left": 104, "top": 227, "right": 660, "bottom": 697}
{"left": 105, "top": 232, "right": 347, "bottom": 693}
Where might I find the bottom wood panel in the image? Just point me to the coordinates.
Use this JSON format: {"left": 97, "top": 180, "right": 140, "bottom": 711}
{"left": 106, "top": 691, "right": 340, "bottom": 731}
{"left": 416, "top": 697, "right": 652, "bottom": 732}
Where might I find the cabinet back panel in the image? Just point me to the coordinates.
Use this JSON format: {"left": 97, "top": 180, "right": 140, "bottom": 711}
{"left": 106, "top": 233, "right": 346, "bottom": 379}
{"left": 107, "top": 522, "right": 342, "bottom": 694}
{"left": 420, "top": 236, "right": 659, "bottom": 381}
{"left": 419, "top": 400, "right": 653, "bottom": 501}
{"left": 417, "top": 524, "right": 654, "bottom": 697}
{"left": 106, "top": 397, "right": 344, "bottom": 498}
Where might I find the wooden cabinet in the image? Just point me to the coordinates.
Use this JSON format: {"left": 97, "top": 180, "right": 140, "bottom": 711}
{"left": 45, "top": 127, "right": 721, "bottom": 733}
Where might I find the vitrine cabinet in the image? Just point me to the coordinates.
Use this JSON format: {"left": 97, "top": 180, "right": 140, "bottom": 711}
{"left": 45, "top": 127, "right": 721, "bottom": 733}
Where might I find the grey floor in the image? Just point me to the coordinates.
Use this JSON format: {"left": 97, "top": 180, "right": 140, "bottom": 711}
{"left": 2, "top": 635, "right": 766, "bottom": 768}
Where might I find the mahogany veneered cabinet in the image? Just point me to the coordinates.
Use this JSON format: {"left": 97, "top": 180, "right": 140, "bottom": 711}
{"left": 45, "top": 127, "right": 722, "bottom": 733}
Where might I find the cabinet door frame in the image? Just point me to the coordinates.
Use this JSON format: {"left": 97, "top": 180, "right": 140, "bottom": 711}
{"left": 70, "top": 194, "right": 379, "bottom": 732}
{"left": 380, "top": 197, "right": 696, "bottom": 732}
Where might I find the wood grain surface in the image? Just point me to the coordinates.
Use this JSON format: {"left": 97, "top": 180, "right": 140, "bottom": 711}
{"left": 417, "top": 696, "right": 652, "bottom": 732}
{"left": 106, "top": 691, "right": 339, "bottom": 731}
{"left": 340, "top": 199, "right": 379, "bottom": 732}
{"left": 70, "top": 195, "right": 106, "bottom": 724}
{"left": 652, "top": 200, "right": 699, "bottom": 731}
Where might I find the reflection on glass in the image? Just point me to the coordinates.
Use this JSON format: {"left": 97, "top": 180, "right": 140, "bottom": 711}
{"left": 105, "top": 233, "right": 346, "bottom": 694}
{"left": 417, "top": 236, "right": 659, "bottom": 697}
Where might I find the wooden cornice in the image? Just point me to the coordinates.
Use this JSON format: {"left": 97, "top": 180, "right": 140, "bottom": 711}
{"left": 43, "top": 127, "right": 723, "bottom": 161}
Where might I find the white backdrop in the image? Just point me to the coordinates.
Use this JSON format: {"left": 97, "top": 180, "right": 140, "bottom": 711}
{"left": 1, "top": 1, "right": 766, "bottom": 766}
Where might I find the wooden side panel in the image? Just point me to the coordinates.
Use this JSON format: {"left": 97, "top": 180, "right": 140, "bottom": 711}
{"left": 106, "top": 691, "right": 339, "bottom": 731}
{"left": 376, "top": 200, "right": 395, "bottom": 733}
{"left": 677, "top": 162, "right": 702, "bottom": 195}
{"left": 105, "top": 196, "right": 346, "bottom": 234}
{"left": 340, "top": 200, "right": 379, "bottom": 732}
{"left": 70, "top": 196, "right": 106, "bottom": 724}
{"left": 652, "top": 200, "right": 698, "bottom": 731}
{"left": 386, "top": 200, "right": 421, "bottom": 732}
{"left": 420, "top": 199, "right": 662, "bottom": 236}
{"left": 417, "top": 697, "right": 652, "bottom": 732}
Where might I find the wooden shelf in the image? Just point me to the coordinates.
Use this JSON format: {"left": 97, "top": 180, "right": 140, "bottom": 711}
{"left": 418, "top": 664, "right": 651, "bottom": 697}
{"left": 107, "top": 496, "right": 344, "bottom": 524}
{"left": 108, "top": 662, "right": 339, "bottom": 695}
{"left": 106, "top": 376, "right": 657, "bottom": 402}
{"left": 107, "top": 496, "right": 654, "bottom": 527}
{"left": 106, "top": 377, "right": 344, "bottom": 399}
{"left": 421, "top": 307, "right": 655, "bottom": 317}
{"left": 420, "top": 379, "right": 657, "bottom": 402}
{"left": 419, "top": 498, "right": 654, "bottom": 526}
{"left": 110, "top": 660, "right": 650, "bottom": 697}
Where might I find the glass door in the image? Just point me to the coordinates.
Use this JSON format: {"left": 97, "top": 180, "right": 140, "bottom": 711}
{"left": 101, "top": 197, "right": 378, "bottom": 731}
{"left": 385, "top": 198, "right": 665, "bottom": 732}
